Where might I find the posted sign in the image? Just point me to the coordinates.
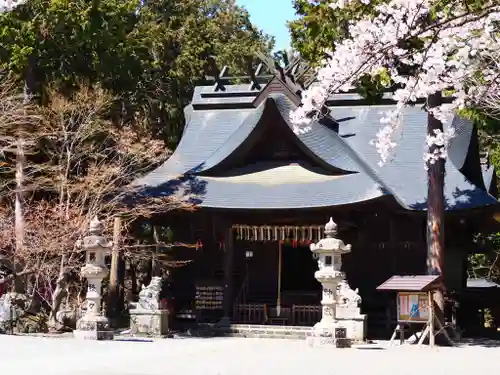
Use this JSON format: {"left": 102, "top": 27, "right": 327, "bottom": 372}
{"left": 397, "top": 292, "right": 429, "bottom": 322}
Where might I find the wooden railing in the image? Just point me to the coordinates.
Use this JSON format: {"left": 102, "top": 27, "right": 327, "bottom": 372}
{"left": 233, "top": 303, "right": 267, "bottom": 324}
{"left": 232, "top": 303, "right": 321, "bottom": 326}
{"left": 292, "top": 305, "right": 321, "bottom": 326}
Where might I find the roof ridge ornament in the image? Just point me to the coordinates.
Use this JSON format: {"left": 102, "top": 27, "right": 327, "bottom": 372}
{"left": 203, "top": 54, "right": 314, "bottom": 94}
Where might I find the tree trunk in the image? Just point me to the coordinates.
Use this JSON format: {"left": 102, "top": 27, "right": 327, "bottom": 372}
{"left": 13, "top": 138, "right": 25, "bottom": 293}
{"left": 48, "top": 255, "right": 68, "bottom": 331}
{"left": 426, "top": 91, "right": 445, "bottom": 312}
{"left": 12, "top": 72, "right": 33, "bottom": 293}
{"left": 118, "top": 255, "right": 125, "bottom": 312}
{"left": 107, "top": 216, "right": 121, "bottom": 324}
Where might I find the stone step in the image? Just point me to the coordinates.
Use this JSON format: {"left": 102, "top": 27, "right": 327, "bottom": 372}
{"left": 227, "top": 331, "right": 307, "bottom": 340}
{"left": 217, "top": 324, "right": 312, "bottom": 341}
{"left": 230, "top": 324, "right": 312, "bottom": 332}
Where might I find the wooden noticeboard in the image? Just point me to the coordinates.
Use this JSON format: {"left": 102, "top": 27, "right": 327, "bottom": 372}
{"left": 397, "top": 292, "right": 429, "bottom": 323}
{"left": 194, "top": 284, "right": 224, "bottom": 310}
{"left": 377, "top": 275, "right": 455, "bottom": 347}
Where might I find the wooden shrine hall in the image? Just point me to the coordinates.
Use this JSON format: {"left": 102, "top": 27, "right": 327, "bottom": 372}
{"left": 132, "top": 56, "right": 500, "bottom": 334}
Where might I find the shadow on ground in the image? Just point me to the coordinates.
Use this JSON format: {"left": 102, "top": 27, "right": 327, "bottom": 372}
{"left": 457, "top": 338, "right": 500, "bottom": 348}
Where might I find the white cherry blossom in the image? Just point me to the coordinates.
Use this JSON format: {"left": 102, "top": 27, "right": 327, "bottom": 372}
{"left": 294, "top": 0, "right": 500, "bottom": 167}
{"left": 0, "top": 0, "right": 25, "bottom": 13}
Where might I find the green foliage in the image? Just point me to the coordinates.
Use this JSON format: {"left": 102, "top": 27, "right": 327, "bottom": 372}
{"left": 289, "top": 0, "right": 382, "bottom": 65}
{"left": 459, "top": 107, "right": 500, "bottom": 186}
{"left": 468, "top": 233, "right": 500, "bottom": 281}
{"left": 0, "top": 0, "right": 273, "bottom": 147}
{"left": 289, "top": 0, "right": 387, "bottom": 103}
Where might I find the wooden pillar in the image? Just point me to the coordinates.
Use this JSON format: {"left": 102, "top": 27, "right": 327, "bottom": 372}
{"left": 107, "top": 216, "right": 121, "bottom": 323}
{"left": 222, "top": 223, "right": 234, "bottom": 321}
{"left": 426, "top": 91, "right": 445, "bottom": 312}
{"left": 389, "top": 216, "right": 397, "bottom": 273}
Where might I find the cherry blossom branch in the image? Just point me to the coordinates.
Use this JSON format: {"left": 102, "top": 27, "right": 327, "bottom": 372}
{"left": 0, "top": 0, "right": 25, "bottom": 13}
{"left": 293, "top": 0, "right": 500, "bottom": 167}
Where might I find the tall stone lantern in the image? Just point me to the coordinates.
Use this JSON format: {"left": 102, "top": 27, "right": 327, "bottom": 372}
{"left": 73, "top": 216, "right": 114, "bottom": 340}
{"left": 309, "top": 218, "right": 366, "bottom": 344}
{"left": 310, "top": 218, "right": 351, "bottom": 336}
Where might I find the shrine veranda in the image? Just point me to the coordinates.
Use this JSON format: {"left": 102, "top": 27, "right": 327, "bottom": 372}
{"left": 131, "top": 56, "right": 500, "bottom": 335}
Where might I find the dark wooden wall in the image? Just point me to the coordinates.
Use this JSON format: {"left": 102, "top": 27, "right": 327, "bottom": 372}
{"left": 162, "top": 199, "right": 473, "bottom": 320}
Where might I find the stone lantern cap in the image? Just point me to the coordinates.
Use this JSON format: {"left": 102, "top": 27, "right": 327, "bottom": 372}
{"left": 310, "top": 218, "right": 351, "bottom": 254}
{"left": 76, "top": 216, "right": 113, "bottom": 251}
{"left": 89, "top": 216, "right": 104, "bottom": 235}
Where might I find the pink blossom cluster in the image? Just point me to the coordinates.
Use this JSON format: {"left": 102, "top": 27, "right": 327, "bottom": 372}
{"left": 0, "top": 0, "right": 25, "bottom": 13}
{"left": 293, "top": 0, "right": 500, "bottom": 167}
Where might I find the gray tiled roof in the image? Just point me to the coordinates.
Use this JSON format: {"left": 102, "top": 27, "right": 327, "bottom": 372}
{"left": 330, "top": 104, "right": 497, "bottom": 210}
{"left": 133, "top": 86, "right": 498, "bottom": 211}
{"left": 133, "top": 108, "right": 257, "bottom": 184}
{"left": 137, "top": 162, "right": 386, "bottom": 209}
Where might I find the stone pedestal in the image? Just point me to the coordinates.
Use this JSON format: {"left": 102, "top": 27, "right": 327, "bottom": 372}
{"left": 129, "top": 276, "right": 169, "bottom": 336}
{"left": 130, "top": 309, "right": 169, "bottom": 336}
{"left": 335, "top": 280, "right": 367, "bottom": 342}
{"left": 308, "top": 218, "right": 366, "bottom": 346}
{"left": 74, "top": 314, "right": 114, "bottom": 340}
{"left": 73, "top": 217, "right": 114, "bottom": 341}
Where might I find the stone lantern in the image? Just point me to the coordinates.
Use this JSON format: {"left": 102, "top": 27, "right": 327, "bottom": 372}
{"left": 309, "top": 218, "right": 366, "bottom": 344}
{"left": 73, "top": 216, "right": 114, "bottom": 340}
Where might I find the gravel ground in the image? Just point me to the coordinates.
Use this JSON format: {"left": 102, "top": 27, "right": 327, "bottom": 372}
{"left": 1, "top": 335, "right": 499, "bottom": 375}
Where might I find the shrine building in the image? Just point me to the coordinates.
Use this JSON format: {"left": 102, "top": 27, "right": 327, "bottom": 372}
{"left": 132, "top": 57, "right": 500, "bottom": 335}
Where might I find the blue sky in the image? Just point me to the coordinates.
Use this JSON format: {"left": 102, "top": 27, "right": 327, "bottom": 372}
{"left": 236, "top": 0, "right": 296, "bottom": 51}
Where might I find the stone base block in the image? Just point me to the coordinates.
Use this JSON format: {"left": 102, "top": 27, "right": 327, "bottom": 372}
{"left": 336, "top": 315, "right": 367, "bottom": 342}
{"left": 307, "top": 335, "right": 336, "bottom": 347}
{"left": 307, "top": 317, "right": 366, "bottom": 347}
{"left": 74, "top": 315, "right": 114, "bottom": 341}
{"left": 129, "top": 309, "right": 169, "bottom": 336}
{"left": 307, "top": 324, "right": 337, "bottom": 347}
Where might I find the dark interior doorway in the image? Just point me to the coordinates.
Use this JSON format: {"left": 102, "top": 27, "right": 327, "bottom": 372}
{"left": 281, "top": 244, "right": 320, "bottom": 305}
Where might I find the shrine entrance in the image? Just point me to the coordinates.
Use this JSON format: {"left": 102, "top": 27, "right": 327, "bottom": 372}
{"left": 281, "top": 243, "right": 319, "bottom": 305}
{"left": 231, "top": 224, "right": 323, "bottom": 326}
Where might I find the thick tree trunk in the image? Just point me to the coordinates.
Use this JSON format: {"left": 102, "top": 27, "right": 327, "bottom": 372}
{"left": 12, "top": 57, "right": 36, "bottom": 293}
{"left": 48, "top": 256, "right": 68, "bottom": 331}
{"left": 12, "top": 73, "right": 33, "bottom": 293}
{"left": 107, "top": 216, "right": 121, "bottom": 324}
{"left": 13, "top": 138, "right": 25, "bottom": 293}
{"left": 426, "top": 91, "right": 445, "bottom": 312}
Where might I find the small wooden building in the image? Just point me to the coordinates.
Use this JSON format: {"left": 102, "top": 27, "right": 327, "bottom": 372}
{"left": 133, "top": 60, "right": 499, "bottom": 333}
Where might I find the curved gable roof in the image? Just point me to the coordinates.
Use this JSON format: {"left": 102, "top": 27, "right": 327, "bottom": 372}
{"left": 194, "top": 95, "right": 362, "bottom": 175}
{"left": 134, "top": 88, "right": 498, "bottom": 212}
